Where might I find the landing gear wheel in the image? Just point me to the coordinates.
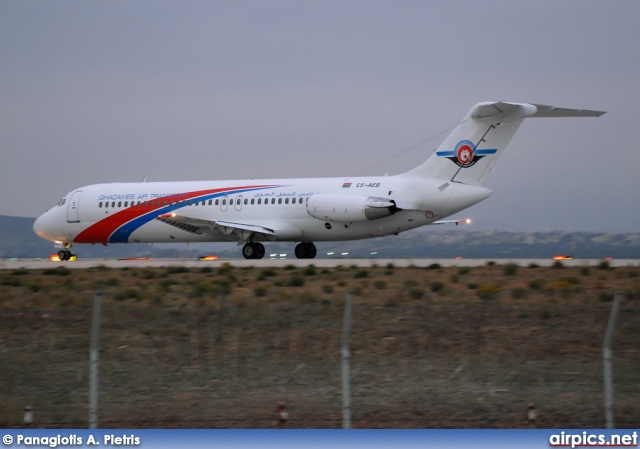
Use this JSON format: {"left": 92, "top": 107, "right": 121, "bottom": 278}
{"left": 242, "top": 242, "right": 266, "bottom": 260}
{"left": 242, "top": 243, "right": 256, "bottom": 259}
{"left": 295, "top": 243, "right": 317, "bottom": 259}
{"left": 256, "top": 243, "right": 265, "bottom": 259}
{"left": 58, "top": 250, "right": 72, "bottom": 261}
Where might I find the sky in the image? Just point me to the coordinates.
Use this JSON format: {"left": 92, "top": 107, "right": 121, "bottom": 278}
{"left": 1, "top": 1, "right": 639, "bottom": 233}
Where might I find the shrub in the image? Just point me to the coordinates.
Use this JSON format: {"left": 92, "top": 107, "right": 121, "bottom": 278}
{"left": 528, "top": 279, "right": 545, "bottom": 290}
{"left": 353, "top": 270, "right": 368, "bottom": 279}
{"left": 511, "top": 287, "right": 528, "bottom": 299}
{"left": 528, "top": 263, "right": 539, "bottom": 268}
{"left": 599, "top": 292, "right": 615, "bottom": 302}
{"left": 430, "top": 282, "right": 445, "bottom": 293}
{"left": 409, "top": 288, "right": 424, "bottom": 299}
{"left": 580, "top": 267, "right": 591, "bottom": 276}
{"left": 254, "top": 285, "right": 268, "bottom": 297}
{"left": 11, "top": 269, "right": 29, "bottom": 276}
{"left": 597, "top": 260, "right": 611, "bottom": 270}
{"left": 467, "top": 282, "right": 479, "bottom": 290}
{"left": 1, "top": 277, "right": 21, "bottom": 287}
{"left": 42, "top": 266, "right": 71, "bottom": 276}
{"left": 166, "top": 266, "right": 188, "bottom": 275}
{"left": 426, "top": 263, "right": 441, "bottom": 270}
{"left": 503, "top": 263, "right": 519, "bottom": 276}
{"left": 373, "top": 280, "right": 387, "bottom": 290}
{"left": 486, "top": 261, "right": 496, "bottom": 267}
{"left": 321, "top": 284, "right": 334, "bottom": 294}
{"left": 475, "top": 284, "right": 501, "bottom": 300}
{"left": 458, "top": 267, "right": 471, "bottom": 275}
{"left": 287, "top": 276, "right": 304, "bottom": 287}
{"left": 552, "top": 260, "right": 564, "bottom": 269}
{"left": 303, "top": 265, "right": 317, "bottom": 276}
{"left": 114, "top": 288, "right": 141, "bottom": 301}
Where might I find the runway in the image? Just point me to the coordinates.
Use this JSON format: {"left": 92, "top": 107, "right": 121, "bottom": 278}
{"left": 1, "top": 257, "right": 637, "bottom": 270}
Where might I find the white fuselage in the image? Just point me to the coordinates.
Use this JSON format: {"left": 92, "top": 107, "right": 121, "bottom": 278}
{"left": 33, "top": 175, "right": 491, "bottom": 246}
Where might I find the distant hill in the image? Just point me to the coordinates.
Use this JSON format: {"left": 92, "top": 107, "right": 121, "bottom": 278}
{"left": 1, "top": 215, "right": 639, "bottom": 259}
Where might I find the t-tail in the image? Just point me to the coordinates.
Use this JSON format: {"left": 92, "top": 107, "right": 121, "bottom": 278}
{"left": 403, "top": 102, "right": 605, "bottom": 186}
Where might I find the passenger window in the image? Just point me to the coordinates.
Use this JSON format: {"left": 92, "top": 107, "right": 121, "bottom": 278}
{"left": 215, "top": 199, "right": 219, "bottom": 206}
{"left": 251, "top": 199, "right": 255, "bottom": 205}
{"left": 285, "top": 198, "right": 289, "bottom": 204}
{"left": 278, "top": 198, "right": 282, "bottom": 204}
{"left": 258, "top": 198, "right": 262, "bottom": 205}
{"left": 208, "top": 199, "right": 212, "bottom": 205}
{"left": 99, "top": 202, "right": 102, "bottom": 208}
{"left": 222, "top": 199, "right": 226, "bottom": 206}
{"left": 244, "top": 199, "right": 248, "bottom": 205}
{"left": 111, "top": 202, "right": 115, "bottom": 207}
{"left": 271, "top": 198, "right": 275, "bottom": 204}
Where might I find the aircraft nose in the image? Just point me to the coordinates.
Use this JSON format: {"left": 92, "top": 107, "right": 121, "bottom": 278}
{"left": 33, "top": 213, "right": 50, "bottom": 240}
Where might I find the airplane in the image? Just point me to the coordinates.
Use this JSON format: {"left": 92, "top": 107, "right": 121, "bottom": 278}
{"left": 33, "top": 101, "right": 605, "bottom": 260}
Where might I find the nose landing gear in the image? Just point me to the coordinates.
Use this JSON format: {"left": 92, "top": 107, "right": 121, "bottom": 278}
{"left": 57, "top": 249, "right": 74, "bottom": 261}
{"left": 57, "top": 243, "right": 74, "bottom": 261}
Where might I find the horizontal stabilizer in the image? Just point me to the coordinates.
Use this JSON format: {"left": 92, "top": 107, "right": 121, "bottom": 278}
{"left": 432, "top": 218, "right": 472, "bottom": 226}
{"left": 530, "top": 104, "right": 607, "bottom": 118}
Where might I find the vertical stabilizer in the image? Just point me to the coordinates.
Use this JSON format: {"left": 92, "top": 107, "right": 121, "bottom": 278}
{"left": 403, "top": 102, "right": 605, "bottom": 186}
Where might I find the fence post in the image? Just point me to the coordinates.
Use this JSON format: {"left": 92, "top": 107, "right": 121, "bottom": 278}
{"left": 342, "top": 292, "right": 353, "bottom": 429}
{"left": 603, "top": 293, "right": 621, "bottom": 429}
{"left": 89, "top": 292, "right": 102, "bottom": 429}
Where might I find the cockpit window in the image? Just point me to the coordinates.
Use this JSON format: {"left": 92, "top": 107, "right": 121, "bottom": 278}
{"left": 57, "top": 198, "right": 66, "bottom": 207}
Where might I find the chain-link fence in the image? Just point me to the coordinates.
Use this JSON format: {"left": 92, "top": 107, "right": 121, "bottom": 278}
{"left": 1, "top": 289, "right": 638, "bottom": 428}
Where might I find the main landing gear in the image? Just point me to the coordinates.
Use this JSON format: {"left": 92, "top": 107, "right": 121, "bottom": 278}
{"left": 294, "top": 242, "right": 317, "bottom": 259}
{"left": 241, "top": 242, "right": 318, "bottom": 260}
{"left": 242, "top": 242, "right": 266, "bottom": 260}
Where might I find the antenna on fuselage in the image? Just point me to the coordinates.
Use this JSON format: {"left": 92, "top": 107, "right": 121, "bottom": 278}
{"left": 142, "top": 176, "right": 147, "bottom": 182}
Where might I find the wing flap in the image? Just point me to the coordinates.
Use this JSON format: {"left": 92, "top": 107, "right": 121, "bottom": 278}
{"left": 156, "top": 214, "right": 276, "bottom": 240}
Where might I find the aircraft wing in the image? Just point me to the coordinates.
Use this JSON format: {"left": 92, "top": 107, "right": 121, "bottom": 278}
{"left": 157, "top": 214, "right": 276, "bottom": 240}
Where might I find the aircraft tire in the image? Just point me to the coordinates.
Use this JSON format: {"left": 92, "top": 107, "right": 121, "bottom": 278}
{"left": 294, "top": 243, "right": 307, "bottom": 259}
{"left": 295, "top": 243, "right": 317, "bottom": 259}
{"left": 58, "top": 250, "right": 72, "bottom": 261}
{"left": 256, "top": 243, "right": 265, "bottom": 259}
{"left": 307, "top": 243, "right": 317, "bottom": 259}
{"left": 242, "top": 243, "right": 256, "bottom": 259}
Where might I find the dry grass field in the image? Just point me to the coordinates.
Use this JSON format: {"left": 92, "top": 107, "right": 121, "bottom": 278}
{"left": 1, "top": 261, "right": 639, "bottom": 428}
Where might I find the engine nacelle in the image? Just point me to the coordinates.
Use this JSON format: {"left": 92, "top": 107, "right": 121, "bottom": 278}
{"left": 306, "top": 194, "right": 399, "bottom": 223}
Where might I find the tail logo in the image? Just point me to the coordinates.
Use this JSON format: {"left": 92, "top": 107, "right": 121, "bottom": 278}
{"left": 437, "top": 140, "right": 497, "bottom": 168}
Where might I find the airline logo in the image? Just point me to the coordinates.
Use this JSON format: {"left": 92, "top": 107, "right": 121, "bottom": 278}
{"left": 436, "top": 140, "right": 497, "bottom": 168}
{"left": 342, "top": 182, "right": 352, "bottom": 188}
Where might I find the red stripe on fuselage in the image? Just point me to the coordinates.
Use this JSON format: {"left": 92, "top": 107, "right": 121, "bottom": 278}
{"left": 74, "top": 185, "right": 276, "bottom": 244}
